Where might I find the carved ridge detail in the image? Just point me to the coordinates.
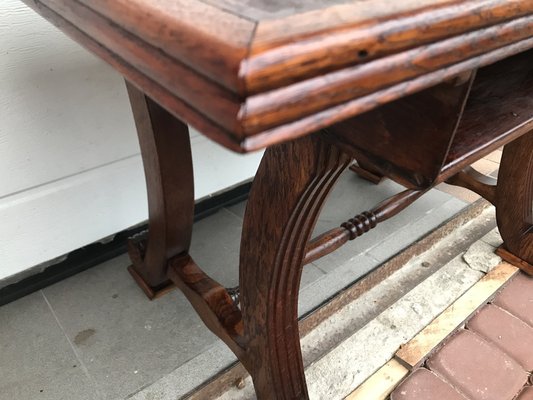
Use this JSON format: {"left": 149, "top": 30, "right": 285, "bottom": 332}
{"left": 239, "top": 135, "right": 350, "bottom": 399}
{"left": 341, "top": 211, "right": 378, "bottom": 240}
{"left": 304, "top": 188, "right": 427, "bottom": 265}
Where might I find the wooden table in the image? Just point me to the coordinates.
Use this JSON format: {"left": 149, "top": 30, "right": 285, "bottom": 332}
{"left": 22, "top": 1, "right": 533, "bottom": 398}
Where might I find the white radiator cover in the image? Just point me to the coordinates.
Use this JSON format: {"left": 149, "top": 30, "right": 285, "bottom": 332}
{"left": 0, "top": 2, "right": 263, "bottom": 282}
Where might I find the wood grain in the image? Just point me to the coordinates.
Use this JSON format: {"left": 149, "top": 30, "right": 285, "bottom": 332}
{"left": 22, "top": 0, "right": 533, "bottom": 152}
{"left": 81, "top": 0, "right": 255, "bottom": 93}
{"left": 304, "top": 189, "right": 427, "bottom": 265}
{"left": 242, "top": 38, "right": 533, "bottom": 152}
{"left": 248, "top": 0, "right": 533, "bottom": 93}
{"left": 327, "top": 74, "right": 475, "bottom": 188}
{"left": 441, "top": 49, "right": 533, "bottom": 178}
{"left": 167, "top": 255, "right": 247, "bottom": 363}
{"left": 446, "top": 167, "right": 497, "bottom": 205}
{"left": 239, "top": 134, "right": 350, "bottom": 398}
{"left": 243, "top": 16, "right": 533, "bottom": 135}
{"left": 126, "top": 82, "right": 194, "bottom": 292}
{"left": 496, "top": 130, "right": 533, "bottom": 265}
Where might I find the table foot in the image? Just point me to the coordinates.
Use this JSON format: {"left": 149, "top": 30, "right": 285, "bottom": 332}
{"left": 127, "top": 265, "right": 176, "bottom": 300}
{"left": 496, "top": 246, "right": 533, "bottom": 276}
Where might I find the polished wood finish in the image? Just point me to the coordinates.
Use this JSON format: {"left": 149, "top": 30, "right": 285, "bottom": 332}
{"left": 446, "top": 167, "right": 497, "bottom": 205}
{"left": 167, "top": 255, "right": 247, "bottom": 362}
{"left": 239, "top": 135, "right": 350, "bottom": 398}
{"left": 441, "top": 50, "right": 533, "bottom": 178}
{"left": 496, "top": 130, "right": 533, "bottom": 267}
{"left": 20, "top": 1, "right": 533, "bottom": 399}
{"left": 304, "top": 189, "right": 428, "bottom": 265}
{"left": 21, "top": 0, "right": 533, "bottom": 152}
{"left": 349, "top": 162, "right": 384, "bottom": 185}
{"left": 125, "top": 82, "right": 194, "bottom": 296}
{"left": 249, "top": 0, "right": 533, "bottom": 91}
{"left": 328, "top": 73, "right": 475, "bottom": 188}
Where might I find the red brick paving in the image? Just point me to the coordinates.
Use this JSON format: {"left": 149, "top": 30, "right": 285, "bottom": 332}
{"left": 390, "top": 368, "right": 468, "bottom": 400}
{"left": 493, "top": 273, "right": 533, "bottom": 326}
{"left": 426, "top": 329, "right": 527, "bottom": 400}
{"left": 467, "top": 304, "right": 533, "bottom": 371}
{"left": 391, "top": 272, "right": 533, "bottom": 400}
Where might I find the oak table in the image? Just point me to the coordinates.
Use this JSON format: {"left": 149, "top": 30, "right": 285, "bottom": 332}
{"left": 22, "top": 0, "right": 533, "bottom": 398}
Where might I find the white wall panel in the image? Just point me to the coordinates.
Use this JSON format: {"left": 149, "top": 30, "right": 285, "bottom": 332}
{"left": 0, "top": 2, "right": 263, "bottom": 282}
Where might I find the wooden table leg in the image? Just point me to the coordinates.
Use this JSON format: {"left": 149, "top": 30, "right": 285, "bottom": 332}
{"left": 239, "top": 134, "right": 350, "bottom": 399}
{"left": 125, "top": 81, "right": 194, "bottom": 299}
{"left": 496, "top": 129, "right": 533, "bottom": 272}
{"left": 350, "top": 160, "right": 385, "bottom": 184}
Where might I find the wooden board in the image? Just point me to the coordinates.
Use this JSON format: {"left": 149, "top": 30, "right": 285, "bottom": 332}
{"left": 395, "top": 263, "right": 518, "bottom": 368}
{"left": 441, "top": 49, "right": 533, "bottom": 178}
{"left": 345, "top": 359, "right": 408, "bottom": 400}
{"left": 21, "top": 0, "right": 533, "bottom": 152}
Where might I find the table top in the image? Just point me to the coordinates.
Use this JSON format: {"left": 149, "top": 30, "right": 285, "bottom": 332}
{"left": 23, "top": 0, "right": 533, "bottom": 152}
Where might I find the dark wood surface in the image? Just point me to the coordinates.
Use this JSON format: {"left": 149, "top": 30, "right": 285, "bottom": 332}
{"left": 22, "top": 0, "right": 533, "bottom": 152}
{"left": 442, "top": 50, "right": 533, "bottom": 177}
{"left": 496, "top": 131, "right": 533, "bottom": 266}
{"left": 328, "top": 72, "right": 475, "bottom": 188}
{"left": 125, "top": 82, "right": 194, "bottom": 296}
{"left": 19, "top": 1, "right": 533, "bottom": 398}
{"left": 239, "top": 134, "right": 350, "bottom": 398}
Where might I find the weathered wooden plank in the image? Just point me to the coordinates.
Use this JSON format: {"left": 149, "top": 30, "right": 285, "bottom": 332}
{"left": 345, "top": 359, "right": 409, "bottom": 400}
{"left": 395, "top": 263, "right": 518, "bottom": 369}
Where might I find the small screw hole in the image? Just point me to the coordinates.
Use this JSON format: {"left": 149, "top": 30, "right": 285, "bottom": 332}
{"left": 358, "top": 50, "right": 369, "bottom": 59}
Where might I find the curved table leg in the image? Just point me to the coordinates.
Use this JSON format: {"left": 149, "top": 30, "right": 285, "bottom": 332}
{"left": 496, "top": 129, "right": 533, "bottom": 270}
{"left": 125, "top": 81, "right": 195, "bottom": 299}
{"left": 239, "top": 134, "right": 350, "bottom": 399}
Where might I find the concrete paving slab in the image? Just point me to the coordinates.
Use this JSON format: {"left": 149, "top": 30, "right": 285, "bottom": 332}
{"left": 0, "top": 291, "right": 97, "bottom": 400}
{"left": 42, "top": 255, "right": 222, "bottom": 400}
{"left": 1, "top": 170, "right": 486, "bottom": 400}
{"left": 480, "top": 228, "right": 503, "bottom": 248}
{"left": 366, "top": 198, "right": 467, "bottom": 263}
{"left": 462, "top": 239, "right": 502, "bottom": 273}
{"left": 128, "top": 342, "right": 237, "bottom": 400}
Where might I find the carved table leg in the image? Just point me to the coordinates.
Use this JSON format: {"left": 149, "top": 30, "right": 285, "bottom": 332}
{"left": 496, "top": 129, "right": 533, "bottom": 273}
{"left": 239, "top": 134, "right": 351, "bottom": 399}
{"left": 125, "top": 81, "right": 194, "bottom": 299}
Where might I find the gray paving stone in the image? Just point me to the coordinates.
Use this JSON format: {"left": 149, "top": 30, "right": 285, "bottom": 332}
{"left": 0, "top": 292, "right": 97, "bottom": 400}
{"left": 198, "top": 208, "right": 326, "bottom": 290}
{"left": 314, "top": 182, "right": 465, "bottom": 271}
{"left": 480, "top": 227, "right": 503, "bottom": 248}
{"left": 190, "top": 208, "right": 243, "bottom": 287}
{"left": 42, "top": 254, "right": 223, "bottom": 400}
{"left": 367, "top": 198, "right": 467, "bottom": 263}
{"left": 3, "top": 169, "right": 472, "bottom": 400}
{"left": 129, "top": 342, "right": 237, "bottom": 400}
{"left": 229, "top": 172, "right": 464, "bottom": 278}
{"left": 299, "top": 254, "right": 378, "bottom": 316}
{"left": 462, "top": 240, "right": 501, "bottom": 273}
